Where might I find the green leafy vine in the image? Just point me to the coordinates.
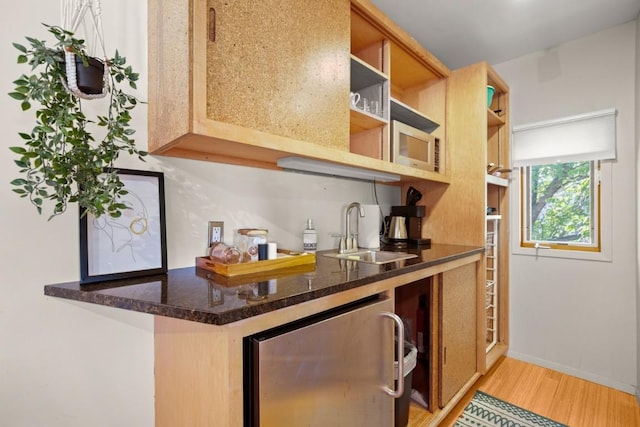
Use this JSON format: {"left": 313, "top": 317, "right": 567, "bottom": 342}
{"left": 9, "top": 24, "right": 147, "bottom": 219}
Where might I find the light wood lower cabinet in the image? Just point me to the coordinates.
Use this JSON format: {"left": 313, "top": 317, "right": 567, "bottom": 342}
{"left": 439, "top": 262, "right": 477, "bottom": 408}
{"left": 394, "top": 257, "right": 482, "bottom": 426}
{"left": 155, "top": 255, "right": 482, "bottom": 427}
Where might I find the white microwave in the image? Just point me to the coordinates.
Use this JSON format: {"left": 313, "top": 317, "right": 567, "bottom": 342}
{"left": 387, "top": 121, "right": 440, "bottom": 172}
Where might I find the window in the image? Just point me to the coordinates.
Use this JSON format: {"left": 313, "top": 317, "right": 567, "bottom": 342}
{"left": 521, "top": 161, "right": 600, "bottom": 251}
{"left": 512, "top": 109, "right": 615, "bottom": 261}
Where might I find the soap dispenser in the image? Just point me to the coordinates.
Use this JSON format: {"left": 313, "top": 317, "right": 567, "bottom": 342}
{"left": 303, "top": 219, "right": 318, "bottom": 252}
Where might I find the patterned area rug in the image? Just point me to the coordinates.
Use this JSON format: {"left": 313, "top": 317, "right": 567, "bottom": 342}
{"left": 454, "top": 390, "right": 569, "bottom": 427}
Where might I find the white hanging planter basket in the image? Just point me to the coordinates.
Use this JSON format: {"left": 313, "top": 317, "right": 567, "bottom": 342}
{"left": 62, "top": 0, "right": 109, "bottom": 99}
{"left": 64, "top": 50, "right": 109, "bottom": 99}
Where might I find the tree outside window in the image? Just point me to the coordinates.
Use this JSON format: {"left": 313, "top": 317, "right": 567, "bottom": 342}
{"left": 522, "top": 161, "right": 599, "bottom": 250}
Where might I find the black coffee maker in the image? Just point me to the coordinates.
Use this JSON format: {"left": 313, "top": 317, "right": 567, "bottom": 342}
{"left": 384, "top": 187, "right": 431, "bottom": 247}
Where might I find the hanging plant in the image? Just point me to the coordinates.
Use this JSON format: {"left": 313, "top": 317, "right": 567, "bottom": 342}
{"left": 8, "top": 24, "right": 147, "bottom": 219}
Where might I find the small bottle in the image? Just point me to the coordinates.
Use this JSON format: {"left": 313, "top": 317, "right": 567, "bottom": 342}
{"left": 303, "top": 218, "right": 318, "bottom": 253}
{"left": 209, "top": 242, "right": 242, "bottom": 264}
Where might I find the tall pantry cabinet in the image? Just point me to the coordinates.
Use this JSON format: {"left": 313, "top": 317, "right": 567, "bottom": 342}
{"left": 446, "top": 61, "right": 511, "bottom": 375}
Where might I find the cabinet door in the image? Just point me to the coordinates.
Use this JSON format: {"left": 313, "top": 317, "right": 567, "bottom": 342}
{"left": 206, "top": 0, "right": 350, "bottom": 150}
{"left": 439, "top": 262, "right": 477, "bottom": 407}
{"left": 252, "top": 297, "right": 395, "bottom": 426}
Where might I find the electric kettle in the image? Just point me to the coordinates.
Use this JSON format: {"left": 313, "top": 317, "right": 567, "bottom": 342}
{"left": 388, "top": 216, "right": 408, "bottom": 240}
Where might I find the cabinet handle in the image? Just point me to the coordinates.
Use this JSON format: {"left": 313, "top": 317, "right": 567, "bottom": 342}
{"left": 381, "top": 311, "right": 404, "bottom": 398}
{"left": 208, "top": 7, "right": 216, "bottom": 42}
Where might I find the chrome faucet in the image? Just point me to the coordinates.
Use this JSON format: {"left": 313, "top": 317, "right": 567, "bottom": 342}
{"left": 340, "top": 202, "right": 365, "bottom": 254}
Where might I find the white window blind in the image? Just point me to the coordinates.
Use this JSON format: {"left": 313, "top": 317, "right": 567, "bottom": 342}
{"left": 512, "top": 108, "right": 616, "bottom": 167}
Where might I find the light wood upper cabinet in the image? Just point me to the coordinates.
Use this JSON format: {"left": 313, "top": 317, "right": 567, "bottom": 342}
{"left": 148, "top": 0, "right": 455, "bottom": 183}
{"left": 203, "top": 0, "right": 350, "bottom": 152}
{"left": 349, "top": 0, "right": 450, "bottom": 182}
{"left": 148, "top": 0, "right": 349, "bottom": 164}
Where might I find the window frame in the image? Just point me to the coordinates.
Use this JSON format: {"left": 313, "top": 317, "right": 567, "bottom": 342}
{"left": 520, "top": 160, "right": 601, "bottom": 252}
{"left": 511, "top": 160, "right": 612, "bottom": 262}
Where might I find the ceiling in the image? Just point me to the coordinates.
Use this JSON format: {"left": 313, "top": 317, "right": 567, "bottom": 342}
{"left": 370, "top": 0, "right": 640, "bottom": 69}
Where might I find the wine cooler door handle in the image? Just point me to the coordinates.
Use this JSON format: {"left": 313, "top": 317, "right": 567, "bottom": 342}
{"left": 381, "top": 311, "right": 404, "bottom": 398}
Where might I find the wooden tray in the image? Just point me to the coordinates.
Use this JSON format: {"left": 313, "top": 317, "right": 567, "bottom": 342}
{"left": 196, "top": 262, "right": 316, "bottom": 287}
{"left": 196, "top": 249, "right": 316, "bottom": 277}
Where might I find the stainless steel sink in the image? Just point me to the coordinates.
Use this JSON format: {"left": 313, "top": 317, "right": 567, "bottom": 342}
{"left": 323, "top": 250, "right": 417, "bottom": 265}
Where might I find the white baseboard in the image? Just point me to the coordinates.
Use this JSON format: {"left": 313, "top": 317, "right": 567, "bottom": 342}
{"left": 507, "top": 350, "right": 637, "bottom": 395}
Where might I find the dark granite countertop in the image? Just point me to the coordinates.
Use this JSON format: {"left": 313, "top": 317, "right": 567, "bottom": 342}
{"left": 44, "top": 244, "right": 483, "bottom": 325}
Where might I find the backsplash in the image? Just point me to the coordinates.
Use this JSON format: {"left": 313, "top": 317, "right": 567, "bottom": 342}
{"left": 156, "top": 157, "right": 401, "bottom": 268}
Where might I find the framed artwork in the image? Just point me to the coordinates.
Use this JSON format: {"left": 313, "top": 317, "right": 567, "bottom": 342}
{"left": 79, "top": 169, "right": 167, "bottom": 284}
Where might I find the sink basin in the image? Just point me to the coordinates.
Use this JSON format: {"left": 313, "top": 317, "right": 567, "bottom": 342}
{"left": 323, "top": 250, "right": 417, "bottom": 265}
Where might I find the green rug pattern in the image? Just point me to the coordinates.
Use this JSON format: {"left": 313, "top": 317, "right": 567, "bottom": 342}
{"left": 454, "top": 390, "right": 569, "bottom": 427}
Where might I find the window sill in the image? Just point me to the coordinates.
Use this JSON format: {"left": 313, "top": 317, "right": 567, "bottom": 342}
{"left": 511, "top": 245, "right": 611, "bottom": 262}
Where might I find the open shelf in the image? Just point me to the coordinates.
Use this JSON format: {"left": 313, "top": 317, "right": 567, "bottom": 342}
{"left": 350, "top": 55, "right": 388, "bottom": 123}
{"left": 390, "top": 97, "right": 439, "bottom": 133}
{"left": 487, "top": 108, "right": 506, "bottom": 127}
{"left": 486, "top": 174, "right": 508, "bottom": 187}
{"left": 350, "top": 107, "right": 388, "bottom": 133}
{"left": 351, "top": 55, "right": 387, "bottom": 90}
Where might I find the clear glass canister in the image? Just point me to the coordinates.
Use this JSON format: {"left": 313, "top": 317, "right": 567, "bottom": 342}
{"left": 209, "top": 243, "right": 242, "bottom": 264}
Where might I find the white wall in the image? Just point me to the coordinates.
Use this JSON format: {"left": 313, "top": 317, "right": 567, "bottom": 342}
{"left": 494, "top": 22, "right": 637, "bottom": 393}
{"left": 0, "top": 1, "right": 400, "bottom": 426}
{"left": 635, "top": 11, "right": 640, "bottom": 403}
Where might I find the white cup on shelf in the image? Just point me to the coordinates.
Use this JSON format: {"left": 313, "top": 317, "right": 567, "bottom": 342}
{"left": 350, "top": 92, "right": 361, "bottom": 108}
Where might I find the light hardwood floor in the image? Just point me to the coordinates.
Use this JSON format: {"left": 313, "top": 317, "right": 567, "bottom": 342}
{"left": 435, "top": 357, "right": 640, "bottom": 426}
